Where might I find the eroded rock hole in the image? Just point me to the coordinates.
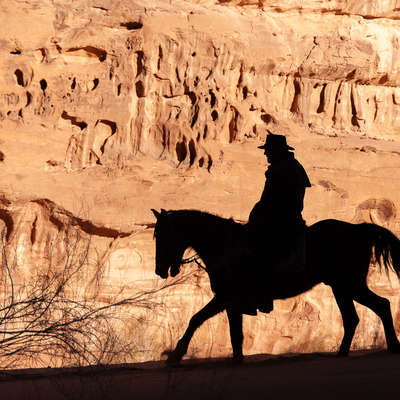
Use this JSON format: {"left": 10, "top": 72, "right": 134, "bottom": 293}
{"left": 317, "top": 83, "right": 327, "bottom": 114}
{"left": 229, "top": 107, "right": 239, "bottom": 143}
{"left": 290, "top": 79, "right": 301, "bottom": 113}
{"left": 209, "top": 89, "right": 216, "bottom": 107}
{"left": 379, "top": 74, "right": 389, "bottom": 85}
{"left": 211, "top": 110, "right": 218, "bottom": 121}
{"left": 117, "top": 83, "right": 122, "bottom": 96}
{"left": 89, "top": 151, "right": 101, "bottom": 165}
{"left": 71, "top": 77, "right": 76, "bottom": 90}
{"left": 61, "top": 111, "right": 87, "bottom": 130}
{"left": 31, "top": 216, "right": 38, "bottom": 245}
{"left": 10, "top": 49, "right": 22, "bottom": 55}
{"left": 92, "top": 6, "right": 108, "bottom": 11}
{"left": 346, "top": 69, "right": 356, "bottom": 80}
{"left": 161, "top": 126, "right": 167, "bottom": 149}
{"left": 99, "top": 119, "right": 117, "bottom": 135}
{"left": 207, "top": 156, "right": 213, "bottom": 171}
{"left": 14, "top": 69, "right": 25, "bottom": 86}
{"left": 120, "top": 21, "right": 143, "bottom": 30}
{"left": 187, "top": 91, "right": 197, "bottom": 105}
{"left": 350, "top": 88, "right": 360, "bottom": 128}
{"left": 66, "top": 46, "right": 107, "bottom": 62}
{"left": 176, "top": 139, "right": 187, "bottom": 163}
{"left": 92, "top": 78, "right": 99, "bottom": 90}
{"left": 261, "top": 113, "right": 274, "bottom": 124}
{"left": 175, "top": 67, "right": 181, "bottom": 83}
{"left": 40, "top": 79, "right": 47, "bottom": 92}
{"left": 188, "top": 139, "right": 196, "bottom": 166}
{"left": 0, "top": 208, "right": 13, "bottom": 241}
{"left": 136, "top": 51, "right": 145, "bottom": 77}
{"left": 242, "top": 86, "right": 248, "bottom": 99}
{"left": 98, "top": 120, "right": 117, "bottom": 153}
{"left": 157, "top": 46, "right": 163, "bottom": 70}
{"left": 136, "top": 81, "right": 145, "bottom": 97}
{"left": 26, "top": 91, "right": 32, "bottom": 107}
{"left": 190, "top": 105, "right": 199, "bottom": 128}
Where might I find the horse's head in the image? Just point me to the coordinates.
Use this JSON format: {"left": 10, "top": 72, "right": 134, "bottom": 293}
{"left": 151, "top": 209, "right": 187, "bottom": 279}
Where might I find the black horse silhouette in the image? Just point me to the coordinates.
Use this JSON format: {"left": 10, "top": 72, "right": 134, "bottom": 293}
{"left": 151, "top": 208, "right": 400, "bottom": 364}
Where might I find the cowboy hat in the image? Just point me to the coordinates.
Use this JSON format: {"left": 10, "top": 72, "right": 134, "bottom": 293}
{"left": 258, "top": 131, "right": 295, "bottom": 151}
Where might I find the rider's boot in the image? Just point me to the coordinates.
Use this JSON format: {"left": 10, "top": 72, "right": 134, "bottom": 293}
{"left": 241, "top": 305, "right": 258, "bottom": 316}
{"left": 257, "top": 295, "right": 273, "bottom": 313}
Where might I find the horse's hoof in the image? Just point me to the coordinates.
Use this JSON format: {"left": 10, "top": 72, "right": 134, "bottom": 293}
{"left": 388, "top": 343, "right": 400, "bottom": 354}
{"left": 232, "top": 355, "right": 244, "bottom": 365}
{"left": 163, "top": 350, "right": 183, "bottom": 366}
{"left": 336, "top": 349, "right": 349, "bottom": 357}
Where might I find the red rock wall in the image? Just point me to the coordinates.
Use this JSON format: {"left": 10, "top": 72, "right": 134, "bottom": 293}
{"left": 1, "top": 0, "right": 400, "bottom": 366}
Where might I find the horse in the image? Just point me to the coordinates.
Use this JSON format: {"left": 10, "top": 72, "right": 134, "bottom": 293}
{"left": 151, "top": 208, "right": 400, "bottom": 364}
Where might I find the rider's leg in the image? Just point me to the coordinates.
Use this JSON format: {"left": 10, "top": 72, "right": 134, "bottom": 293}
{"left": 270, "top": 228, "right": 307, "bottom": 274}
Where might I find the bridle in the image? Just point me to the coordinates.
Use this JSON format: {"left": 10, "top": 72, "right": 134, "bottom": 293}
{"left": 156, "top": 212, "right": 207, "bottom": 273}
{"left": 180, "top": 254, "right": 206, "bottom": 271}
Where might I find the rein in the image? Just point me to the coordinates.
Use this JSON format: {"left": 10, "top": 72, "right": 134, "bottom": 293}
{"left": 180, "top": 255, "right": 206, "bottom": 271}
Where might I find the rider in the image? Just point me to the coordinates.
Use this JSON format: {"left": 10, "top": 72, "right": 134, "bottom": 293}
{"left": 245, "top": 131, "right": 311, "bottom": 314}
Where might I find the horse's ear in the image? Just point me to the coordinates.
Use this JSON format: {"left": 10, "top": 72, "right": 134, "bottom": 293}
{"left": 151, "top": 209, "right": 161, "bottom": 219}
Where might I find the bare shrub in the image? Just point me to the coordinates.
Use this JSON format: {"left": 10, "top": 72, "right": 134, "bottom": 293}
{"left": 0, "top": 225, "right": 191, "bottom": 369}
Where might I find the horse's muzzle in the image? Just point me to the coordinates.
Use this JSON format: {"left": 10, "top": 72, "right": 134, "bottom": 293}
{"left": 156, "top": 263, "right": 180, "bottom": 279}
{"left": 156, "top": 264, "right": 169, "bottom": 279}
{"left": 156, "top": 270, "right": 169, "bottom": 279}
{"left": 170, "top": 263, "right": 180, "bottom": 277}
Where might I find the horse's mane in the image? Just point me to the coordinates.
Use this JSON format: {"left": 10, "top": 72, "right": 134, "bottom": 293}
{"left": 153, "top": 209, "right": 244, "bottom": 244}
{"left": 168, "top": 209, "right": 240, "bottom": 227}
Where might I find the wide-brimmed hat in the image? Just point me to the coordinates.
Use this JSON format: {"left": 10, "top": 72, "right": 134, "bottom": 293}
{"left": 258, "top": 131, "right": 295, "bottom": 152}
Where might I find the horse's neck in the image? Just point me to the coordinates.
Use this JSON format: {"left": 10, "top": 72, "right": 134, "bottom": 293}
{"left": 181, "top": 215, "right": 230, "bottom": 269}
{"left": 182, "top": 223, "right": 207, "bottom": 260}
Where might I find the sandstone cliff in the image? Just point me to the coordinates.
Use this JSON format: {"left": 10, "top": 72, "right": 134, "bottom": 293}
{"left": 1, "top": 0, "right": 400, "bottom": 366}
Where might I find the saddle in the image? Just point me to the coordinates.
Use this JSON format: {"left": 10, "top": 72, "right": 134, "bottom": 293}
{"left": 234, "top": 224, "right": 307, "bottom": 315}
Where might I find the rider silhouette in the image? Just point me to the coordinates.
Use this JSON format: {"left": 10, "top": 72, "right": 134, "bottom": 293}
{"left": 245, "top": 131, "right": 311, "bottom": 314}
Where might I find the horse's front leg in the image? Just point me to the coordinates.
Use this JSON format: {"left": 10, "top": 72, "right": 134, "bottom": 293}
{"left": 165, "top": 296, "right": 225, "bottom": 365}
{"left": 226, "top": 308, "right": 244, "bottom": 363}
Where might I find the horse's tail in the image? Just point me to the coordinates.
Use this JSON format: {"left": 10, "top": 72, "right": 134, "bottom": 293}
{"left": 363, "top": 223, "right": 400, "bottom": 279}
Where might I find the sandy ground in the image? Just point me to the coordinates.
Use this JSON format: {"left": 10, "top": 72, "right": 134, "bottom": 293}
{"left": 0, "top": 351, "right": 399, "bottom": 400}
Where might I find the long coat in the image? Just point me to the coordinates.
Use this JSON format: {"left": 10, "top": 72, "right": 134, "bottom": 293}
{"left": 247, "top": 152, "right": 311, "bottom": 254}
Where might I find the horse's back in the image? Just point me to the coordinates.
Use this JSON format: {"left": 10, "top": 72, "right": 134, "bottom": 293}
{"left": 309, "top": 218, "right": 355, "bottom": 231}
{"left": 306, "top": 218, "right": 373, "bottom": 283}
{"left": 308, "top": 218, "right": 367, "bottom": 244}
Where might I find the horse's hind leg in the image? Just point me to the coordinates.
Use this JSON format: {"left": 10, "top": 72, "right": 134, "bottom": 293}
{"left": 332, "top": 287, "right": 359, "bottom": 356}
{"left": 166, "top": 296, "right": 225, "bottom": 365}
{"left": 226, "top": 308, "right": 243, "bottom": 363}
{"left": 353, "top": 287, "right": 400, "bottom": 353}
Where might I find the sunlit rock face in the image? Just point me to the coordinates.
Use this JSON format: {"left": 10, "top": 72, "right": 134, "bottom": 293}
{"left": 1, "top": 0, "right": 400, "bottom": 365}
{"left": 3, "top": 0, "right": 400, "bottom": 169}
